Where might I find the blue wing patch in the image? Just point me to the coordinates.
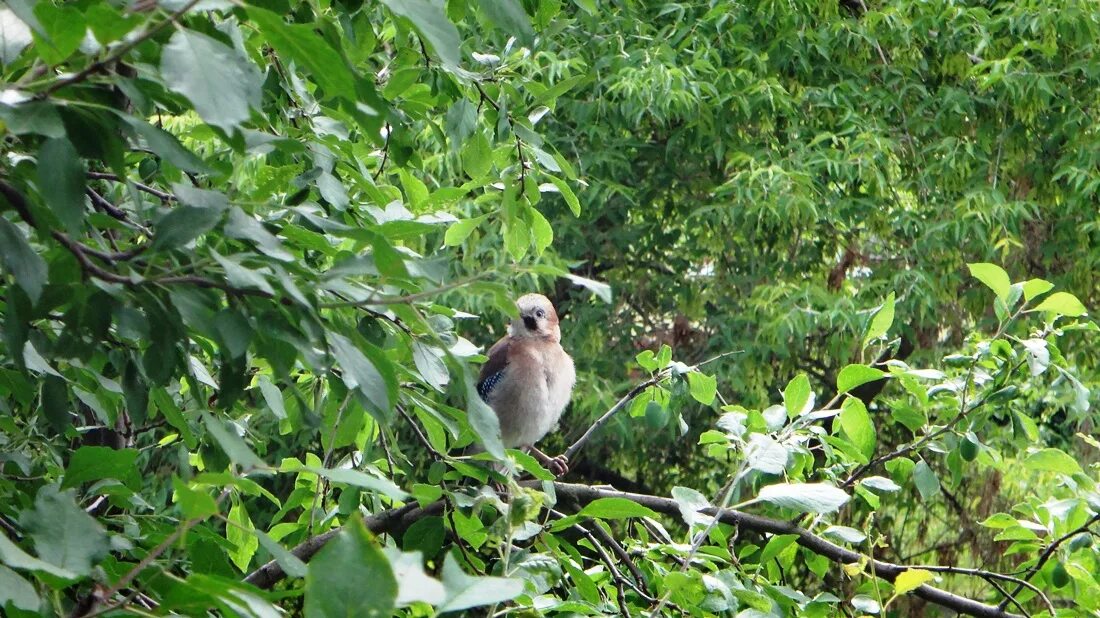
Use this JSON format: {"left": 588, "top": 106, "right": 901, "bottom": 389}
{"left": 477, "top": 370, "right": 504, "bottom": 401}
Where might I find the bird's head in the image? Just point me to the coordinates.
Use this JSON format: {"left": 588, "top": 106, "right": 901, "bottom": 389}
{"left": 510, "top": 293, "right": 560, "bottom": 342}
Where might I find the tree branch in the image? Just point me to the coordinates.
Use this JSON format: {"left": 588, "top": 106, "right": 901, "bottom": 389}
{"left": 998, "top": 512, "right": 1100, "bottom": 610}
{"left": 242, "top": 500, "right": 444, "bottom": 589}
{"left": 244, "top": 483, "right": 1024, "bottom": 618}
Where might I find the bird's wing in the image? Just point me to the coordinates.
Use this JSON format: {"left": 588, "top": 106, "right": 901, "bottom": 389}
{"left": 477, "top": 336, "right": 511, "bottom": 401}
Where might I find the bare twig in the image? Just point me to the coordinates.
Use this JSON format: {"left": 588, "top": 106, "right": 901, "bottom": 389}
{"left": 87, "top": 172, "right": 175, "bottom": 202}
{"left": 563, "top": 350, "right": 738, "bottom": 461}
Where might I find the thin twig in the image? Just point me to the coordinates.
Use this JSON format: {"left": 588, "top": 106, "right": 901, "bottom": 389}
{"left": 907, "top": 564, "right": 1053, "bottom": 615}
{"left": 39, "top": 0, "right": 203, "bottom": 97}
{"left": 563, "top": 350, "right": 739, "bottom": 463}
{"left": 80, "top": 489, "right": 230, "bottom": 617}
{"left": 998, "top": 513, "right": 1100, "bottom": 611}
{"left": 548, "top": 509, "right": 654, "bottom": 607}
{"left": 373, "top": 125, "right": 391, "bottom": 181}
{"left": 87, "top": 172, "right": 175, "bottom": 202}
{"left": 318, "top": 273, "right": 490, "bottom": 308}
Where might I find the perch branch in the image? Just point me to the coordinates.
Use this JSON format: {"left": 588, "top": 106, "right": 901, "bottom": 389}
{"left": 243, "top": 483, "right": 1024, "bottom": 618}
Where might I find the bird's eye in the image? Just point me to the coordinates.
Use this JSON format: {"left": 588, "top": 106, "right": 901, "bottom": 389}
{"left": 536, "top": 309, "right": 546, "bottom": 318}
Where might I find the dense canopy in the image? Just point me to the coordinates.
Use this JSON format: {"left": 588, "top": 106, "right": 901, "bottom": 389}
{"left": 0, "top": 0, "right": 1097, "bottom": 617}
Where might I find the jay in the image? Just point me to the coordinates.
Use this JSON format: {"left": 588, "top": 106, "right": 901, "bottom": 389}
{"left": 477, "top": 293, "right": 575, "bottom": 477}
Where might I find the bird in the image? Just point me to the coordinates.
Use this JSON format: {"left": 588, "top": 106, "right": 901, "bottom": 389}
{"left": 477, "top": 293, "right": 575, "bottom": 477}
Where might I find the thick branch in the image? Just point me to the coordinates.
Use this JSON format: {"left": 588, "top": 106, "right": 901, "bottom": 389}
{"left": 245, "top": 483, "right": 1023, "bottom": 618}
{"left": 242, "top": 500, "right": 444, "bottom": 589}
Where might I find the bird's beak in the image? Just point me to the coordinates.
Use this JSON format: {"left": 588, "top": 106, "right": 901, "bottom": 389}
{"left": 522, "top": 315, "right": 538, "bottom": 331}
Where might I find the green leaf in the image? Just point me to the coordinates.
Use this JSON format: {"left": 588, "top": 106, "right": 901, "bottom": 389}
{"left": 466, "top": 372, "right": 506, "bottom": 459}
{"left": 0, "top": 564, "right": 40, "bottom": 612}
{"left": 577, "top": 497, "right": 659, "bottom": 520}
{"left": 859, "top": 476, "right": 901, "bottom": 493}
{"left": 257, "top": 376, "right": 287, "bottom": 421}
{"left": 822, "top": 525, "right": 866, "bottom": 544}
{"left": 303, "top": 466, "right": 408, "bottom": 500}
{"left": 508, "top": 449, "right": 555, "bottom": 481}
{"left": 201, "top": 413, "right": 267, "bottom": 471}
{"left": 1021, "top": 278, "right": 1054, "bottom": 301}
{"left": 967, "top": 263, "right": 1011, "bottom": 300}
{"left": 173, "top": 477, "right": 219, "bottom": 519}
{"left": 1023, "top": 448, "right": 1083, "bottom": 476}
{"left": 547, "top": 174, "right": 581, "bottom": 216}
{"left": 460, "top": 131, "right": 493, "bottom": 178}
{"left": 838, "top": 398, "right": 875, "bottom": 459}
{"left": 836, "top": 364, "right": 886, "bottom": 394}
{"left": 160, "top": 29, "right": 262, "bottom": 131}
{"left": 0, "top": 100, "right": 65, "bottom": 137}
{"left": 783, "top": 373, "right": 813, "bottom": 417}
{"left": 122, "top": 116, "right": 210, "bottom": 174}
{"left": 571, "top": 0, "right": 597, "bottom": 16}
{"left": 383, "top": 547, "right": 447, "bottom": 607}
{"left": 398, "top": 169, "right": 430, "bottom": 208}
{"left": 84, "top": 4, "right": 141, "bottom": 45}
{"left": 0, "top": 8, "right": 32, "bottom": 65}
{"left": 670, "top": 486, "right": 711, "bottom": 527}
{"left": 225, "top": 207, "right": 293, "bottom": 261}
{"left": 20, "top": 485, "right": 109, "bottom": 577}
{"left": 504, "top": 217, "right": 529, "bottom": 261}
{"left": 305, "top": 516, "right": 396, "bottom": 618}
{"left": 152, "top": 187, "right": 228, "bottom": 251}
{"left": 256, "top": 529, "right": 308, "bottom": 579}
{"left": 444, "top": 215, "right": 487, "bottom": 246}
{"left": 227, "top": 502, "right": 258, "bottom": 572}
{"left": 61, "top": 446, "right": 139, "bottom": 490}
{"left": 479, "top": 0, "right": 534, "bottom": 46}
{"left": 247, "top": 8, "right": 357, "bottom": 101}
{"left": 438, "top": 551, "right": 524, "bottom": 612}
{"left": 379, "top": 0, "right": 463, "bottom": 72}
{"left": 1029, "top": 292, "right": 1088, "bottom": 317}
{"left": 756, "top": 483, "right": 849, "bottom": 513}
{"left": 329, "top": 333, "right": 392, "bottom": 413}
{"left": 37, "top": 138, "right": 86, "bottom": 234}
{"left": 529, "top": 207, "right": 553, "bottom": 255}
{"left": 912, "top": 461, "right": 940, "bottom": 500}
{"left": 565, "top": 273, "right": 611, "bottom": 302}
{"left": 0, "top": 217, "right": 47, "bottom": 304}
{"left": 686, "top": 371, "right": 717, "bottom": 405}
{"left": 0, "top": 532, "right": 76, "bottom": 580}
{"left": 32, "top": 3, "right": 83, "bottom": 65}
{"left": 862, "top": 292, "right": 895, "bottom": 347}
{"left": 746, "top": 434, "right": 788, "bottom": 474}
{"left": 759, "top": 534, "right": 799, "bottom": 563}
{"left": 894, "top": 569, "right": 935, "bottom": 595}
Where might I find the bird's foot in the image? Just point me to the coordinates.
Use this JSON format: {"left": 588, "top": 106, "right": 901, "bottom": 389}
{"left": 546, "top": 454, "right": 569, "bottom": 477}
{"left": 530, "top": 447, "right": 570, "bottom": 478}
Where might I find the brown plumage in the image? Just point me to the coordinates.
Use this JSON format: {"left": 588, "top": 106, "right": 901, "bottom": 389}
{"left": 477, "top": 294, "right": 575, "bottom": 476}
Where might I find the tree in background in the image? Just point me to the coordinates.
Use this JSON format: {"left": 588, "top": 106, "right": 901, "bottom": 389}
{"left": 0, "top": 0, "right": 1096, "bottom": 616}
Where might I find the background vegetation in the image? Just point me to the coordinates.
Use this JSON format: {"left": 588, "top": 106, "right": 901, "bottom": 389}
{"left": 0, "top": 0, "right": 1097, "bottom": 616}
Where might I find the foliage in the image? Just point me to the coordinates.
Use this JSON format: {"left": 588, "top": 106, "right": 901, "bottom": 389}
{"left": 0, "top": 0, "right": 1098, "bottom": 617}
